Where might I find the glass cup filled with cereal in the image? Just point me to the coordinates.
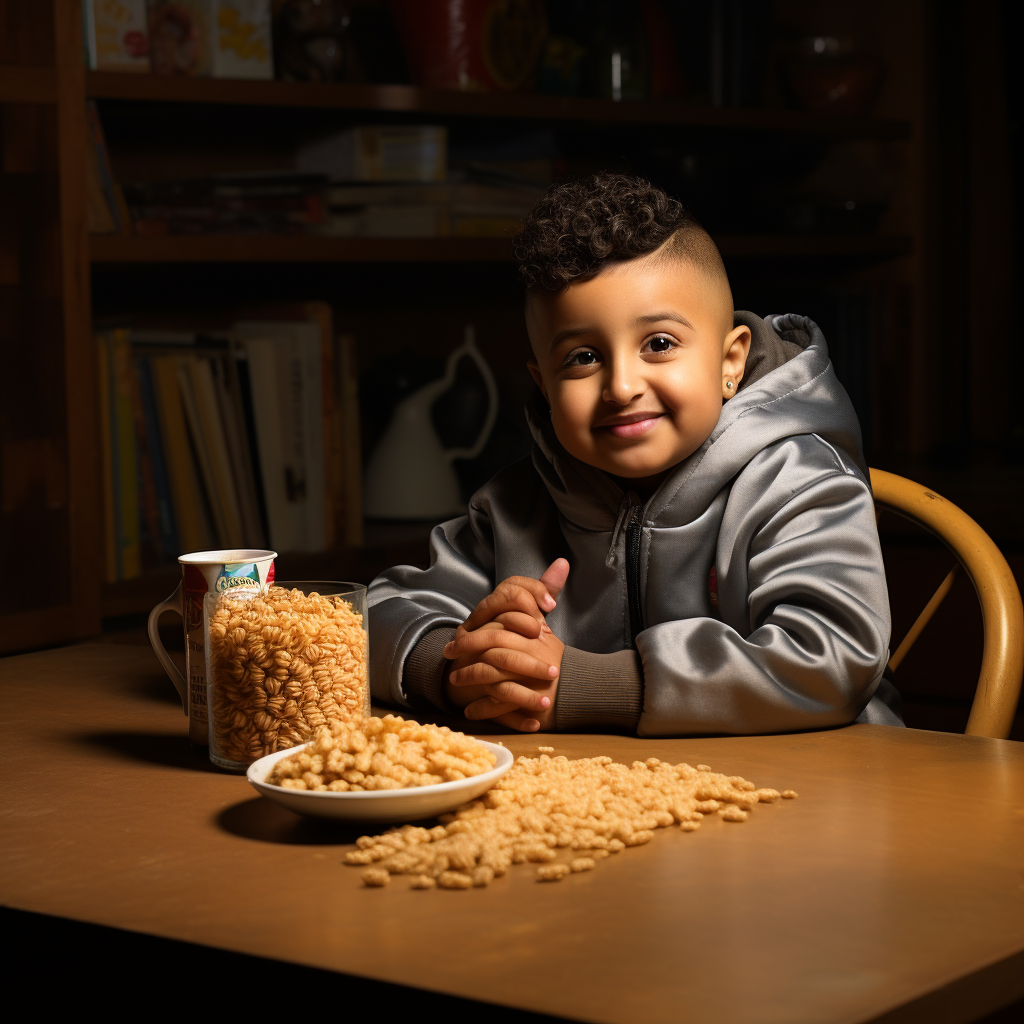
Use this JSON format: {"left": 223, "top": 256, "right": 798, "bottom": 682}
{"left": 204, "top": 581, "right": 370, "bottom": 771}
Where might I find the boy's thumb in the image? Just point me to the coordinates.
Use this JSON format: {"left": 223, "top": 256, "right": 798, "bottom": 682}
{"left": 540, "top": 557, "right": 570, "bottom": 601}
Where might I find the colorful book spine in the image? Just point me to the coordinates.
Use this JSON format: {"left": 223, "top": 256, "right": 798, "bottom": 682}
{"left": 176, "top": 356, "right": 229, "bottom": 546}
{"left": 96, "top": 335, "right": 118, "bottom": 583}
{"left": 102, "top": 329, "right": 142, "bottom": 579}
{"left": 135, "top": 353, "right": 180, "bottom": 560}
{"left": 151, "top": 355, "right": 214, "bottom": 554}
{"left": 86, "top": 101, "right": 131, "bottom": 235}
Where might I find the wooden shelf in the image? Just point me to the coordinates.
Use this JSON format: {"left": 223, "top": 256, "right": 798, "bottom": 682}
{"left": 90, "top": 232, "right": 912, "bottom": 264}
{"left": 90, "top": 234, "right": 515, "bottom": 263}
{"left": 85, "top": 71, "right": 911, "bottom": 139}
{"left": 0, "top": 66, "right": 57, "bottom": 104}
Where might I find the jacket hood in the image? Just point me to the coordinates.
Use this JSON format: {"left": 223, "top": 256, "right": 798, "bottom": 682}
{"left": 527, "top": 312, "right": 868, "bottom": 532}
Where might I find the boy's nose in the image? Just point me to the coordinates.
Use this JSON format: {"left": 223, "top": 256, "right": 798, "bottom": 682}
{"left": 603, "top": 363, "right": 645, "bottom": 405}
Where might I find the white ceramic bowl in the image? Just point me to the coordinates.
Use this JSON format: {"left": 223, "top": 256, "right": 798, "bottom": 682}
{"left": 246, "top": 739, "right": 514, "bottom": 823}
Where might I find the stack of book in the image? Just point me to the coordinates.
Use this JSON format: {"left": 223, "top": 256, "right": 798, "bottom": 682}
{"left": 122, "top": 173, "right": 328, "bottom": 236}
{"left": 318, "top": 179, "right": 545, "bottom": 239}
{"left": 96, "top": 304, "right": 361, "bottom": 581}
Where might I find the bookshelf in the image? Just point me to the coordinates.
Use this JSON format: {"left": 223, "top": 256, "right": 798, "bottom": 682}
{"left": 2, "top": 0, "right": 934, "bottom": 649}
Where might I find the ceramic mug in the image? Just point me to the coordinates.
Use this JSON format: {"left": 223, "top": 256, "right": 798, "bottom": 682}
{"left": 148, "top": 549, "right": 277, "bottom": 744}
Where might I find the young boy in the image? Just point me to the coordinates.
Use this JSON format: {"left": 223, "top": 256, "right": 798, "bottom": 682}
{"left": 368, "top": 174, "right": 902, "bottom": 735}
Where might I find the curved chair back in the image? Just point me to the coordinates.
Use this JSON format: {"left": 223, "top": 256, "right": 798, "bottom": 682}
{"left": 870, "top": 468, "right": 1023, "bottom": 739}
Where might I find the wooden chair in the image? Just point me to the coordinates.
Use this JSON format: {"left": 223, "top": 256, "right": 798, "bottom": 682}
{"left": 870, "top": 468, "right": 1024, "bottom": 739}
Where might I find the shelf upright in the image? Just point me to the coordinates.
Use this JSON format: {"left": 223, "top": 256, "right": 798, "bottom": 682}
{"left": 0, "top": 0, "right": 100, "bottom": 653}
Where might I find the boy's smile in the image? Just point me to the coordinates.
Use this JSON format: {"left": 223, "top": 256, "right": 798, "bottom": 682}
{"left": 526, "top": 246, "right": 751, "bottom": 488}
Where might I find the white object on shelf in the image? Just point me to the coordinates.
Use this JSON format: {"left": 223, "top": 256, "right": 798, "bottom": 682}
{"left": 363, "top": 325, "right": 499, "bottom": 521}
{"left": 247, "top": 739, "right": 513, "bottom": 822}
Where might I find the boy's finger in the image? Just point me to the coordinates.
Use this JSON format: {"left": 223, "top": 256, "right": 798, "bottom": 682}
{"left": 462, "top": 578, "right": 555, "bottom": 632}
{"left": 463, "top": 696, "right": 518, "bottom": 720}
{"left": 487, "top": 679, "right": 552, "bottom": 711}
{"left": 493, "top": 710, "right": 541, "bottom": 732}
{"left": 444, "top": 625, "right": 534, "bottom": 658}
{"left": 492, "top": 610, "right": 543, "bottom": 638}
{"left": 480, "top": 646, "right": 558, "bottom": 680}
{"left": 539, "top": 558, "right": 570, "bottom": 601}
{"left": 448, "top": 658, "right": 551, "bottom": 688}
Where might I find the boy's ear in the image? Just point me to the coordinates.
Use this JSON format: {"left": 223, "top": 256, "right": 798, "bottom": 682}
{"left": 527, "top": 359, "right": 548, "bottom": 401}
{"left": 722, "top": 324, "right": 751, "bottom": 397}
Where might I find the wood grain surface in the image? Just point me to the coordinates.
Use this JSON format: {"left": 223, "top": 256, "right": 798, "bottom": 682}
{"left": 3, "top": 644, "right": 1022, "bottom": 1024}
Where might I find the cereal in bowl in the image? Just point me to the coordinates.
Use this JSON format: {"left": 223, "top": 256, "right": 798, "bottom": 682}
{"left": 266, "top": 714, "right": 497, "bottom": 792}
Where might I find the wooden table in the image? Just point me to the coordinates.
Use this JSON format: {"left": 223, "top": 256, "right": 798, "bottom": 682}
{"left": 3, "top": 644, "right": 1022, "bottom": 1023}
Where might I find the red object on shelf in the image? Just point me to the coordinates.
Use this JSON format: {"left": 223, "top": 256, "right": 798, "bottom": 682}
{"left": 389, "top": 0, "right": 546, "bottom": 92}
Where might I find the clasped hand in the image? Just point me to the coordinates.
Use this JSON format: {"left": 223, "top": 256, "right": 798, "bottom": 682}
{"left": 442, "top": 558, "right": 569, "bottom": 732}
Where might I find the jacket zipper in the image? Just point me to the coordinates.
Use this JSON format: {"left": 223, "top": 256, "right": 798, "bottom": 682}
{"left": 625, "top": 500, "right": 645, "bottom": 646}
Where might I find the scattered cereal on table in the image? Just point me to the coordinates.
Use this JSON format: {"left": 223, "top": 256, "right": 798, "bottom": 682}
{"left": 720, "top": 806, "right": 749, "bottom": 822}
{"left": 438, "top": 871, "right": 473, "bottom": 890}
{"left": 782, "top": 790, "right": 799, "bottom": 799}
{"left": 537, "top": 864, "right": 571, "bottom": 881}
{"left": 361, "top": 867, "right": 389, "bottom": 887}
{"left": 538, "top": 746, "right": 555, "bottom": 753}
{"left": 342, "top": 752, "right": 797, "bottom": 891}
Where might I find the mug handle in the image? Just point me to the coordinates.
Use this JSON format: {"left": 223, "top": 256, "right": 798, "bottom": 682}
{"left": 147, "top": 582, "right": 188, "bottom": 714}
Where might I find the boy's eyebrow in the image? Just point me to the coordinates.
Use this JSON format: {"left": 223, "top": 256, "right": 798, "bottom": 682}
{"left": 635, "top": 311, "right": 694, "bottom": 330}
{"left": 548, "top": 311, "right": 693, "bottom": 351}
{"left": 549, "top": 326, "right": 593, "bottom": 351}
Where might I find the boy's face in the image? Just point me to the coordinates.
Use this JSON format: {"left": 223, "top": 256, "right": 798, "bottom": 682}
{"left": 526, "top": 251, "right": 750, "bottom": 486}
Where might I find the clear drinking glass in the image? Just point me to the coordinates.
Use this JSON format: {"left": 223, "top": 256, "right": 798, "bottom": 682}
{"left": 204, "top": 581, "right": 369, "bottom": 771}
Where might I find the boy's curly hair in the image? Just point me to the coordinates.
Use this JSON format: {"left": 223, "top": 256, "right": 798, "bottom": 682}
{"left": 514, "top": 173, "right": 722, "bottom": 292}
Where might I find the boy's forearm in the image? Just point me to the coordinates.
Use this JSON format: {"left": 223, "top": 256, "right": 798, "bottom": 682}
{"left": 403, "top": 627, "right": 459, "bottom": 713}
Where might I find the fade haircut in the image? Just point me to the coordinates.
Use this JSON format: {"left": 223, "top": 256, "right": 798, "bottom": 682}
{"left": 514, "top": 173, "right": 729, "bottom": 299}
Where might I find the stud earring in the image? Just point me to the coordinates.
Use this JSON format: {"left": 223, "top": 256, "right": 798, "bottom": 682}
{"left": 725, "top": 380, "right": 734, "bottom": 390}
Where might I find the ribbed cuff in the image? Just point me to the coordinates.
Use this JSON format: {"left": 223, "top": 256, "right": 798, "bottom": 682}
{"left": 403, "top": 627, "right": 459, "bottom": 714}
{"left": 555, "top": 646, "right": 643, "bottom": 732}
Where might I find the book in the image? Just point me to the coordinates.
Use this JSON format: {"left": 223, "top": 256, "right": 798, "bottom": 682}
{"left": 134, "top": 353, "right": 180, "bottom": 561}
{"left": 184, "top": 355, "right": 246, "bottom": 548}
{"left": 297, "top": 126, "right": 448, "bottom": 183}
{"left": 84, "top": 0, "right": 150, "bottom": 73}
{"left": 147, "top": 0, "right": 213, "bottom": 76}
{"left": 234, "top": 318, "right": 327, "bottom": 552}
{"left": 96, "top": 335, "right": 118, "bottom": 582}
{"left": 209, "top": 352, "right": 265, "bottom": 546}
{"left": 128, "top": 351, "right": 165, "bottom": 570}
{"left": 239, "top": 336, "right": 293, "bottom": 551}
{"left": 98, "top": 329, "right": 142, "bottom": 579}
{"left": 176, "top": 356, "right": 232, "bottom": 546}
{"left": 151, "top": 354, "right": 215, "bottom": 554}
{"left": 213, "top": 0, "right": 273, "bottom": 80}
{"left": 86, "top": 101, "right": 132, "bottom": 235}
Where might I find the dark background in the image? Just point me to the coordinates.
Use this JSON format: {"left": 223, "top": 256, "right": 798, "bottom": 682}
{"left": 2, "top": 0, "right": 1021, "bottom": 737}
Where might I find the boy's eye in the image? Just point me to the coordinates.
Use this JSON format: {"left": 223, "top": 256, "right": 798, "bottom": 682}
{"left": 565, "top": 349, "right": 600, "bottom": 368}
{"left": 644, "top": 335, "right": 676, "bottom": 354}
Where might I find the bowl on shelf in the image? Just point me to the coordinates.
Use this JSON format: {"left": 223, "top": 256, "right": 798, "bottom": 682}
{"left": 247, "top": 738, "right": 514, "bottom": 822}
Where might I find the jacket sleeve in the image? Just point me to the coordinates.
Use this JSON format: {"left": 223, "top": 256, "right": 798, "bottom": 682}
{"left": 636, "top": 468, "right": 892, "bottom": 736}
{"left": 367, "top": 509, "right": 496, "bottom": 708}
